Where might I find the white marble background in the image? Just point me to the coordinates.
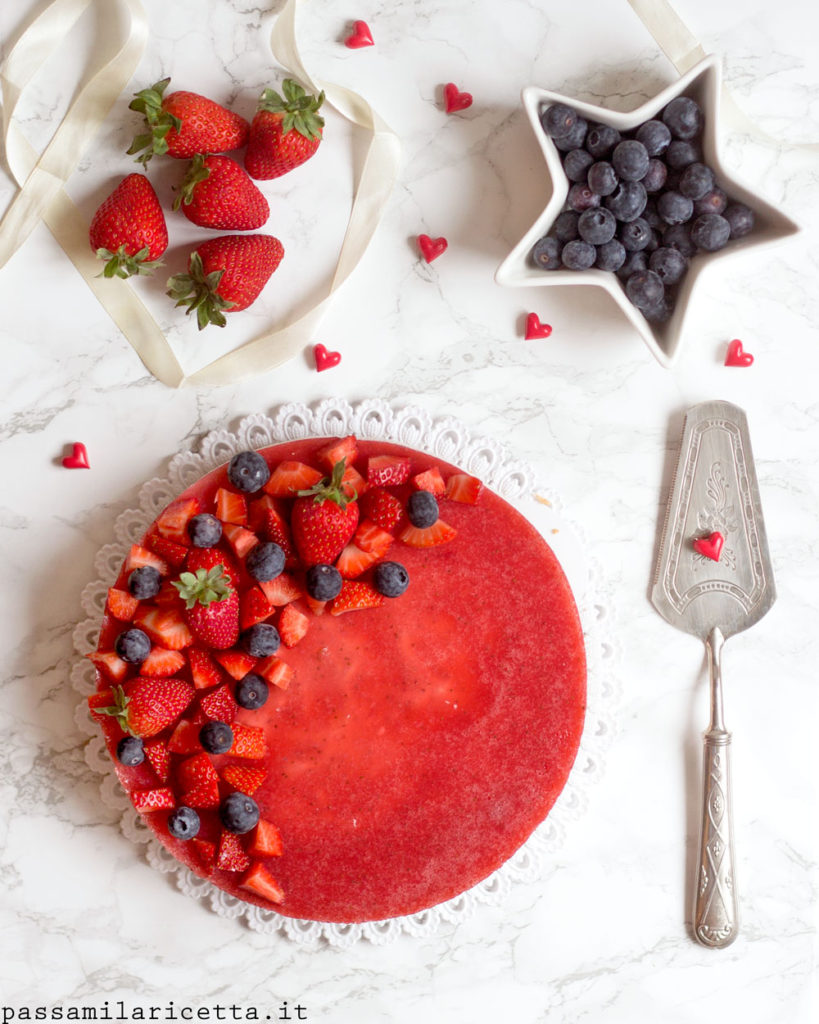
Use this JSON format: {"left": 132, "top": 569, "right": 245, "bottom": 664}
{"left": 1, "top": 0, "right": 817, "bottom": 1020}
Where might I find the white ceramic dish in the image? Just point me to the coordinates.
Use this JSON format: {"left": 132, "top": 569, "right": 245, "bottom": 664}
{"left": 495, "top": 55, "right": 801, "bottom": 367}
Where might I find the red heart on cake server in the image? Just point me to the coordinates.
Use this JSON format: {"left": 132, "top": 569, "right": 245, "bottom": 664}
{"left": 418, "top": 234, "right": 448, "bottom": 263}
{"left": 314, "top": 343, "right": 341, "bottom": 372}
{"left": 444, "top": 83, "right": 473, "bottom": 113}
{"left": 525, "top": 313, "right": 552, "bottom": 340}
{"left": 693, "top": 531, "right": 724, "bottom": 562}
{"left": 62, "top": 442, "right": 90, "bottom": 469}
{"left": 345, "top": 20, "right": 374, "bottom": 48}
{"left": 725, "top": 338, "right": 754, "bottom": 367}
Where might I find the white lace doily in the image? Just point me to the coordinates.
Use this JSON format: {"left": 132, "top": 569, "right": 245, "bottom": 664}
{"left": 72, "top": 399, "right": 620, "bottom": 947}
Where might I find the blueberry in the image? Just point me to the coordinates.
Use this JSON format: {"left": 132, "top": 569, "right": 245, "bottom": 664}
{"left": 235, "top": 672, "right": 269, "bottom": 710}
{"left": 553, "top": 117, "right": 588, "bottom": 152}
{"left": 241, "top": 623, "right": 280, "bottom": 658}
{"left": 562, "top": 148, "right": 594, "bottom": 182}
{"left": 227, "top": 450, "right": 270, "bottom": 493}
{"left": 643, "top": 298, "right": 673, "bottom": 323}
{"left": 567, "top": 183, "right": 600, "bottom": 213}
{"left": 305, "top": 563, "right": 343, "bottom": 601}
{"left": 407, "top": 490, "right": 439, "bottom": 528}
{"left": 693, "top": 187, "right": 727, "bottom": 218}
{"left": 586, "top": 161, "right": 618, "bottom": 197}
{"left": 649, "top": 246, "right": 688, "bottom": 285}
{"left": 373, "top": 561, "right": 410, "bottom": 598}
{"left": 642, "top": 158, "right": 668, "bottom": 194}
{"left": 128, "top": 565, "right": 162, "bottom": 600}
{"left": 615, "top": 249, "right": 649, "bottom": 282}
{"left": 245, "top": 541, "right": 285, "bottom": 582}
{"left": 199, "top": 720, "right": 234, "bottom": 755}
{"left": 585, "top": 123, "right": 620, "bottom": 159}
{"left": 116, "top": 735, "right": 144, "bottom": 766}
{"left": 167, "top": 806, "right": 201, "bottom": 841}
{"left": 662, "top": 223, "right": 697, "bottom": 258}
{"left": 115, "top": 628, "right": 151, "bottom": 664}
{"left": 690, "top": 213, "right": 731, "bottom": 252}
{"left": 635, "top": 119, "right": 671, "bottom": 157}
{"left": 531, "top": 235, "right": 562, "bottom": 270}
{"left": 561, "top": 239, "right": 596, "bottom": 270}
{"left": 625, "top": 269, "right": 665, "bottom": 311}
{"left": 723, "top": 203, "right": 755, "bottom": 239}
{"left": 665, "top": 140, "right": 699, "bottom": 170}
{"left": 552, "top": 211, "right": 580, "bottom": 243}
{"left": 612, "top": 139, "right": 650, "bottom": 182}
{"left": 604, "top": 180, "right": 647, "bottom": 222}
{"left": 642, "top": 201, "right": 663, "bottom": 232}
{"left": 662, "top": 96, "right": 702, "bottom": 140}
{"left": 679, "top": 162, "right": 715, "bottom": 201}
{"left": 657, "top": 191, "right": 694, "bottom": 226}
{"left": 595, "top": 238, "right": 626, "bottom": 272}
{"left": 220, "top": 792, "right": 260, "bottom": 835}
{"left": 619, "top": 217, "right": 652, "bottom": 252}
{"left": 187, "top": 513, "right": 223, "bottom": 548}
{"left": 540, "top": 103, "right": 578, "bottom": 139}
{"left": 577, "top": 207, "right": 617, "bottom": 246}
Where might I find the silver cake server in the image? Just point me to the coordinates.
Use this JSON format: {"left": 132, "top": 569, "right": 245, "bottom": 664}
{"left": 651, "top": 400, "right": 776, "bottom": 948}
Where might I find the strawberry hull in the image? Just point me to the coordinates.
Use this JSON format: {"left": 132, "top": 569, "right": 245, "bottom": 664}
{"left": 91, "top": 438, "right": 586, "bottom": 923}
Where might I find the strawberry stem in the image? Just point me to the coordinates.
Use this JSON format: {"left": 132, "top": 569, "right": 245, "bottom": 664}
{"left": 166, "top": 251, "right": 235, "bottom": 330}
{"left": 257, "top": 78, "right": 324, "bottom": 140}
{"left": 172, "top": 154, "right": 211, "bottom": 212}
{"left": 94, "top": 685, "right": 134, "bottom": 735}
{"left": 172, "top": 565, "right": 233, "bottom": 607}
{"left": 297, "top": 458, "right": 354, "bottom": 506}
{"left": 127, "top": 77, "right": 182, "bottom": 166}
{"left": 95, "top": 244, "right": 164, "bottom": 279}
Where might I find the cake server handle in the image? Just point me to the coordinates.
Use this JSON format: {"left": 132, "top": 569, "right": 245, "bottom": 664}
{"left": 693, "top": 626, "right": 738, "bottom": 948}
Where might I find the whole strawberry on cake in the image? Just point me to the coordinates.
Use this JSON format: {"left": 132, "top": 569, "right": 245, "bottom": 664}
{"left": 88, "top": 435, "right": 586, "bottom": 923}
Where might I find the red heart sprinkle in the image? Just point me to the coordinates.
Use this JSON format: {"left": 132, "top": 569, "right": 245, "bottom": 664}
{"left": 418, "top": 234, "right": 448, "bottom": 263}
{"left": 693, "top": 531, "right": 724, "bottom": 562}
{"left": 525, "top": 313, "right": 552, "bottom": 340}
{"left": 62, "top": 442, "right": 90, "bottom": 469}
{"left": 444, "top": 83, "right": 473, "bottom": 113}
{"left": 314, "top": 343, "right": 341, "bottom": 372}
{"left": 725, "top": 338, "right": 754, "bottom": 367}
{"left": 345, "top": 20, "right": 374, "bottom": 48}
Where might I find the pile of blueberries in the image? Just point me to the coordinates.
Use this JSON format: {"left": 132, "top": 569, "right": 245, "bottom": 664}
{"left": 531, "top": 95, "right": 755, "bottom": 323}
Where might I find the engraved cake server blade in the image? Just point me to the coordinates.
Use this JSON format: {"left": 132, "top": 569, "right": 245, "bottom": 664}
{"left": 651, "top": 400, "right": 776, "bottom": 949}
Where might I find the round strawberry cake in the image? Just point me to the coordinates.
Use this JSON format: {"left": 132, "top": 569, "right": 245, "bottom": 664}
{"left": 87, "top": 435, "right": 586, "bottom": 923}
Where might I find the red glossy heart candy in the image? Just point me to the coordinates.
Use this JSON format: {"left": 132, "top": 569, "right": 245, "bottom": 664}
{"left": 725, "top": 338, "right": 754, "bottom": 367}
{"left": 444, "top": 83, "right": 472, "bottom": 113}
{"left": 525, "top": 313, "right": 552, "bottom": 340}
{"left": 62, "top": 442, "right": 90, "bottom": 469}
{"left": 345, "top": 20, "right": 374, "bottom": 48}
{"left": 418, "top": 234, "right": 448, "bottom": 263}
{"left": 314, "top": 343, "right": 341, "bottom": 372}
{"left": 693, "top": 531, "right": 724, "bottom": 562}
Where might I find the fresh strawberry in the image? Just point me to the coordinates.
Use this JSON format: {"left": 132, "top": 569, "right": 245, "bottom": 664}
{"left": 222, "top": 523, "right": 258, "bottom": 558}
{"left": 367, "top": 454, "right": 412, "bottom": 487}
{"left": 199, "top": 683, "right": 238, "bottom": 723}
{"left": 240, "top": 862, "right": 285, "bottom": 903}
{"left": 255, "top": 656, "right": 294, "bottom": 691}
{"left": 278, "top": 604, "right": 309, "bottom": 647}
{"left": 133, "top": 605, "right": 193, "bottom": 650}
{"left": 330, "top": 581, "right": 385, "bottom": 616}
{"left": 173, "top": 154, "right": 269, "bottom": 231}
{"left": 185, "top": 547, "right": 240, "bottom": 589}
{"left": 248, "top": 820, "right": 283, "bottom": 857}
{"left": 125, "top": 544, "right": 169, "bottom": 576}
{"left": 263, "top": 461, "right": 323, "bottom": 497}
{"left": 95, "top": 677, "right": 194, "bottom": 738}
{"left": 144, "top": 529, "right": 189, "bottom": 567}
{"left": 173, "top": 565, "right": 240, "bottom": 650}
{"left": 87, "top": 652, "right": 129, "bottom": 683}
{"left": 127, "top": 78, "right": 249, "bottom": 166}
{"left": 139, "top": 647, "right": 186, "bottom": 677}
{"left": 354, "top": 519, "right": 393, "bottom": 557}
{"left": 213, "top": 649, "right": 258, "bottom": 680}
{"left": 359, "top": 488, "right": 404, "bottom": 532}
{"left": 88, "top": 173, "right": 167, "bottom": 278}
{"left": 131, "top": 787, "right": 175, "bottom": 813}
{"left": 446, "top": 473, "right": 484, "bottom": 504}
{"left": 222, "top": 765, "right": 266, "bottom": 796}
{"left": 240, "top": 588, "right": 274, "bottom": 630}
{"left": 244, "top": 79, "right": 324, "bottom": 181}
{"left": 340, "top": 463, "right": 368, "bottom": 500}
{"left": 191, "top": 838, "right": 216, "bottom": 871}
{"left": 167, "top": 234, "right": 284, "bottom": 330}
{"left": 315, "top": 435, "right": 357, "bottom": 471}
{"left": 106, "top": 588, "right": 139, "bottom": 622}
{"left": 177, "top": 752, "right": 220, "bottom": 808}
{"left": 143, "top": 739, "right": 171, "bottom": 783}
{"left": 217, "top": 831, "right": 251, "bottom": 872}
{"left": 291, "top": 459, "right": 359, "bottom": 565}
{"left": 412, "top": 466, "right": 446, "bottom": 496}
{"left": 187, "top": 646, "right": 222, "bottom": 690}
{"left": 335, "top": 543, "right": 378, "bottom": 579}
{"left": 155, "top": 497, "right": 201, "bottom": 544}
{"left": 167, "top": 718, "right": 204, "bottom": 755}
{"left": 229, "top": 724, "right": 267, "bottom": 759}
{"left": 399, "top": 519, "right": 457, "bottom": 548}
{"left": 215, "top": 488, "right": 248, "bottom": 526}
{"left": 257, "top": 574, "right": 302, "bottom": 606}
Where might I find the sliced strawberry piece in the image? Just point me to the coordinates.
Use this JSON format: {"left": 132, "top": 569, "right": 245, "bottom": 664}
{"left": 330, "top": 580, "right": 385, "bottom": 616}
{"left": 222, "top": 765, "right": 266, "bottom": 796}
{"left": 144, "top": 530, "right": 189, "bottom": 567}
{"left": 183, "top": 781, "right": 221, "bottom": 808}
{"left": 143, "top": 739, "right": 170, "bottom": 783}
{"left": 255, "top": 656, "right": 294, "bottom": 691}
{"left": 412, "top": 466, "right": 446, "bottom": 496}
{"left": 248, "top": 820, "right": 283, "bottom": 858}
{"left": 240, "top": 862, "right": 285, "bottom": 903}
{"left": 445, "top": 473, "right": 484, "bottom": 504}
{"left": 215, "top": 488, "right": 248, "bottom": 525}
{"left": 229, "top": 723, "right": 267, "bottom": 759}
{"left": 177, "top": 751, "right": 219, "bottom": 792}
{"left": 155, "top": 497, "right": 201, "bottom": 543}
{"left": 240, "top": 587, "right": 274, "bottom": 630}
{"left": 216, "top": 831, "right": 251, "bottom": 872}
{"left": 304, "top": 595, "right": 326, "bottom": 616}
{"left": 367, "top": 454, "right": 411, "bottom": 487}
{"left": 399, "top": 518, "right": 457, "bottom": 548}
{"left": 132, "top": 787, "right": 175, "bottom": 813}
{"left": 359, "top": 488, "right": 404, "bottom": 531}
{"left": 87, "top": 651, "right": 129, "bottom": 683}
{"left": 87, "top": 688, "right": 115, "bottom": 720}
{"left": 106, "top": 587, "right": 139, "bottom": 622}
{"left": 140, "top": 646, "right": 186, "bottom": 677}
{"left": 125, "top": 544, "right": 169, "bottom": 576}
{"left": 263, "top": 461, "right": 322, "bottom": 497}
{"left": 278, "top": 604, "right": 309, "bottom": 647}
{"left": 315, "top": 435, "right": 357, "bottom": 471}
{"left": 257, "top": 573, "right": 302, "bottom": 606}
{"left": 187, "top": 646, "right": 222, "bottom": 689}
{"left": 340, "top": 463, "right": 368, "bottom": 500}
{"left": 191, "top": 838, "right": 216, "bottom": 871}
{"left": 167, "top": 718, "right": 204, "bottom": 755}
{"left": 222, "top": 522, "right": 258, "bottom": 558}
{"left": 335, "top": 542, "right": 379, "bottom": 579}
{"left": 256, "top": 506, "right": 297, "bottom": 565}
{"left": 354, "top": 519, "right": 393, "bottom": 556}
{"left": 133, "top": 605, "right": 193, "bottom": 650}
{"left": 199, "top": 683, "right": 238, "bottom": 722}
{"left": 155, "top": 579, "right": 185, "bottom": 607}
{"left": 247, "top": 493, "right": 280, "bottom": 533}
{"left": 213, "top": 649, "right": 257, "bottom": 680}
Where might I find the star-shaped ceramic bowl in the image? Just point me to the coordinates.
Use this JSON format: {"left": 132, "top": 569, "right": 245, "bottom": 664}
{"left": 495, "top": 55, "right": 801, "bottom": 367}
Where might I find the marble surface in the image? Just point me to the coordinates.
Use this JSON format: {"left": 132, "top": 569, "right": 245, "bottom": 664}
{"left": 1, "top": 0, "right": 817, "bottom": 1020}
